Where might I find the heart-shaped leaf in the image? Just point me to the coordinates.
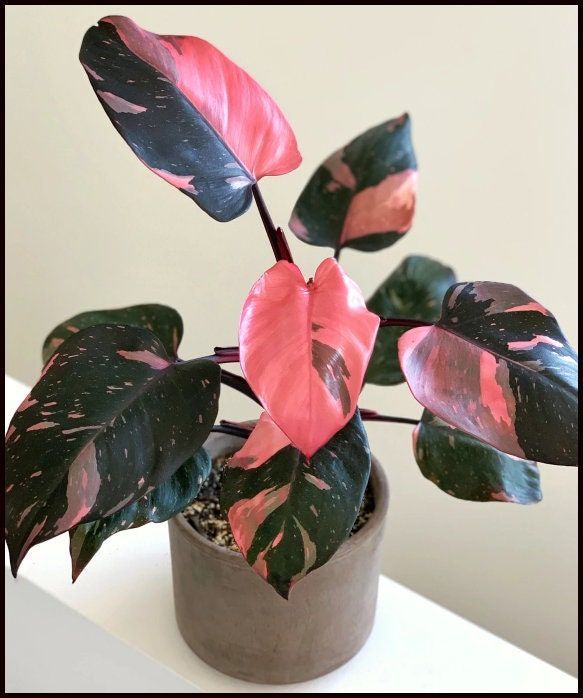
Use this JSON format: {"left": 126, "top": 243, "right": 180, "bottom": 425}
{"left": 69, "top": 447, "right": 211, "bottom": 580}
{"left": 398, "top": 282, "right": 578, "bottom": 465}
{"left": 366, "top": 256, "right": 456, "bottom": 385}
{"left": 239, "top": 259, "right": 379, "bottom": 457}
{"left": 42, "top": 303, "right": 183, "bottom": 364}
{"left": 220, "top": 411, "right": 371, "bottom": 598}
{"left": 5, "top": 325, "right": 220, "bottom": 575}
{"left": 413, "top": 410, "right": 541, "bottom": 503}
{"left": 80, "top": 16, "right": 301, "bottom": 222}
{"left": 289, "top": 114, "right": 417, "bottom": 252}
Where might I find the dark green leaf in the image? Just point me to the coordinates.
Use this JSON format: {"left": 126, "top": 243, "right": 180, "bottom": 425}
{"left": 414, "top": 410, "right": 542, "bottom": 504}
{"left": 289, "top": 114, "right": 417, "bottom": 253}
{"left": 399, "top": 282, "right": 578, "bottom": 465}
{"left": 69, "top": 448, "right": 211, "bottom": 580}
{"left": 5, "top": 324, "right": 220, "bottom": 575}
{"left": 366, "top": 256, "right": 456, "bottom": 385}
{"left": 220, "top": 411, "right": 370, "bottom": 599}
{"left": 42, "top": 303, "right": 183, "bottom": 364}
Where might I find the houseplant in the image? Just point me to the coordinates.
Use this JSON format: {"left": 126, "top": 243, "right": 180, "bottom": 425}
{"left": 5, "top": 13, "right": 578, "bottom": 684}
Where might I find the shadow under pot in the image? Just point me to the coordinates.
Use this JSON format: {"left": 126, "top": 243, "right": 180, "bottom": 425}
{"left": 168, "top": 431, "right": 389, "bottom": 685}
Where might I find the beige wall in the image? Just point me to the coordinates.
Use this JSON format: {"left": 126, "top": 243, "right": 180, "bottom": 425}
{"left": 6, "top": 5, "right": 578, "bottom": 676}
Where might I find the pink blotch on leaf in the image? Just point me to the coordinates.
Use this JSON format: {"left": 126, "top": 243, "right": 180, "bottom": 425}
{"left": 17, "top": 503, "right": 37, "bottom": 528}
{"left": 41, "top": 352, "right": 60, "bottom": 377}
{"left": 82, "top": 63, "right": 104, "bottom": 81}
{"left": 117, "top": 349, "right": 170, "bottom": 370}
{"left": 304, "top": 472, "right": 331, "bottom": 491}
{"left": 323, "top": 150, "right": 357, "bottom": 190}
{"left": 27, "top": 421, "right": 59, "bottom": 432}
{"left": 146, "top": 165, "right": 198, "bottom": 194}
{"left": 272, "top": 529, "right": 284, "bottom": 548}
{"left": 54, "top": 443, "right": 101, "bottom": 534}
{"left": 507, "top": 335, "right": 562, "bottom": 351}
{"left": 251, "top": 549, "right": 269, "bottom": 580}
{"left": 17, "top": 395, "right": 38, "bottom": 413}
{"left": 289, "top": 519, "right": 317, "bottom": 587}
{"left": 288, "top": 213, "right": 310, "bottom": 241}
{"left": 505, "top": 302, "right": 551, "bottom": 316}
{"left": 62, "top": 425, "right": 100, "bottom": 435}
{"left": 228, "top": 484, "right": 291, "bottom": 557}
{"left": 491, "top": 491, "right": 519, "bottom": 503}
{"left": 479, "top": 353, "right": 512, "bottom": 427}
{"left": 96, "top": 90, "right": 147, "bottom": 114}
{"left": 341, "top": 169, "right": 417, "bottom": 244}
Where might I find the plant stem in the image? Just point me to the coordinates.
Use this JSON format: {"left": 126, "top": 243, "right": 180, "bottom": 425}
{"left": 211, "top": 424, "right": 251, "bottom": 439}
{"left": 252, "top": 184, "right": 294, "bottom": 263}
{"left": 220, "top": 369, "right": 261, "bottom": 405}
{"left": 202, "top": 345, "right": 240, "bottom": 364}
{"left": 379, "top": 317, "right": 434, "bottom": 328}
{"left": 360, "top": 408, "right": 419, "bottom": 426}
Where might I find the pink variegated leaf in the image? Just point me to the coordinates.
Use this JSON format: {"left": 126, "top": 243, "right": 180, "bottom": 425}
{"left": 80, "top": 16, "right": 301, "bottom": 222}
{"left": 220, "top": 411, "right": 371, "bottom": 598}
{"left": 398, "top": 282, "right": 578, "bottom": 466}
{"left": 239, "top": 259, "right": 380, "bottom": 457}
{"left": 289, "top": 114, "right": 417, "bottom": 252}
{"left": 5, "top": 325, "right": 220, "bottom": 575}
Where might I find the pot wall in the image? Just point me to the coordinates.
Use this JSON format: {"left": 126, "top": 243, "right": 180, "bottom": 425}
{"left": 168, "top": 432, "right": 389, "bottom": 684}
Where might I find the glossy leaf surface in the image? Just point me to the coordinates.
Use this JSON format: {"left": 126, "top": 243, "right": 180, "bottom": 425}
{"left": 366, "top": 256, "right": 456, "bottom": 385}
{"left": 69, "top": 448, "right": 211, "bottom": 580}
{"left": 221, "top": 411, "right": 371, "bottom": 598}
{"left": 80, "top": 16, "right": 301, "bottom": 222}
{"left": 289, "top": 114, "right": 416, "bottom": 252}
{"left": 414, "top": 410, "right": 542, "bottom": 503}
{"left": 42, "top": 303, "right": 183, "bottom": 364}
{"left": 5, "top": 325, "right": 220, "bottom": 574}
{"left": 239, "top": 259, "right": 379, "bottom": 457}
{"left": 399, "top": 282, "right": 578, "bottom": 465}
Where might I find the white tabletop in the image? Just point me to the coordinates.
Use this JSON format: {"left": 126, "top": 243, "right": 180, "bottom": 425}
{"left": 4, "top": 375, "right": 578, "bottom": 693}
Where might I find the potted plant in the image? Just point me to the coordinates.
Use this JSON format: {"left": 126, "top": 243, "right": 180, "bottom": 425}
{"left": 5, "top": 15, "right": 578, "bottom": 685}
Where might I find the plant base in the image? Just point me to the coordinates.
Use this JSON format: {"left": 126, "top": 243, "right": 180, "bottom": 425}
{"left": 168, "top": 432, "right": 389, "bottom": 685}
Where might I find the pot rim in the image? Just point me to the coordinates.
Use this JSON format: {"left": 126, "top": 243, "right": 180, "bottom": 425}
{"left": 170, "top": 436, "right": 389, "bottom": 569}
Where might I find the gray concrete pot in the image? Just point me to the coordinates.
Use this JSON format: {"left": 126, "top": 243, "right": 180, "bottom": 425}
{"left": 168, "top": 432, "right": 389, "bottom": 685}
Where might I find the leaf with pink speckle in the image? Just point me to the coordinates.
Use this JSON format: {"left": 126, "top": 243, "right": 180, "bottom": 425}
{"left": 398, "top": 282, "right": 578, "bottom": 466}
{"left": 413, "top": 410, "right": 541, "bottom": 504}
{"left": 220, "top": 411, "right": 370, "bottom": 599}
{"left": 5, "top": 325, "right": 219, "bottom": 576}
{"left": 289, "top": 114, "right": 416, "bottom": 253}
{"left": 69, "top": 447, "right": 211, "bottom": 580}
{"left": 42, "top": 303, "right": 183, "bottom": 364}
{"left": 80, "top": 16, "right": 301, "bottom": 222}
